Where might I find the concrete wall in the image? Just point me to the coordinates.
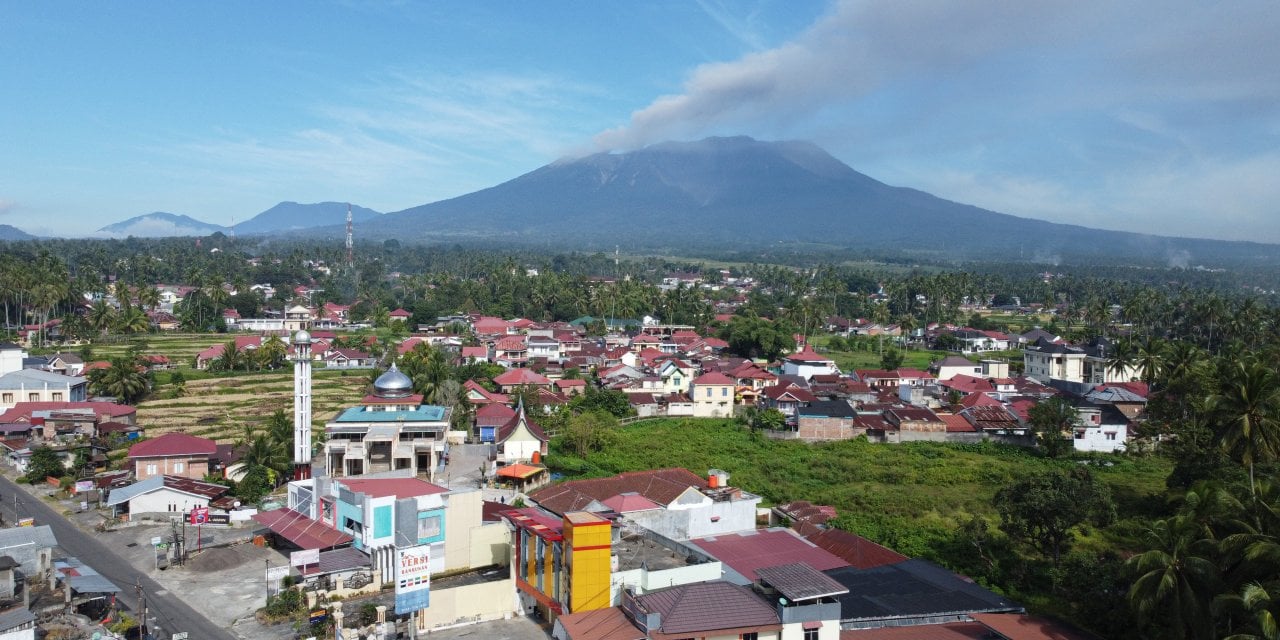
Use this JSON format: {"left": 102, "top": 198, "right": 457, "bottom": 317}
{"left": 444, "top": 489, "right": 482, "bottom": 572}
{"left": 417, "top": 576, "right": 518, "bottom": 631}
{"left": 133, "top": 456, "right": 209, "bottom": 481}
{"left": 469, "top": 521, "right": 511, "bottom": 568}
{"left": 797, "top": 417, "right": 854, "bottom": 441}
{"left": 1074, "top": 425, "right": 1128, "bottom": 453}
{"left": 627, "top": 497, "right": 759, "bottom": 540}
{"left": 610, "top": 561, "right": 722, "bottom": 604}
{"left": 782, "top": 620, "right": 840, "bottom": 640}
{"left": 129, "top": 487, "right": 211, "bottom": 515}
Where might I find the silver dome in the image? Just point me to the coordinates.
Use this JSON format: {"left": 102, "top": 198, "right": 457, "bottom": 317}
{"left": 373, "top": 363, "right": 413, "bottom": 398}
{"left": 293, "top": 329, "right": 312, "bottom": 344}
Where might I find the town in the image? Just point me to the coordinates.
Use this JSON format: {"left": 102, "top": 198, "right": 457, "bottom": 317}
{"left": 0, "top": 238, "right": 1272, "bottom": 640}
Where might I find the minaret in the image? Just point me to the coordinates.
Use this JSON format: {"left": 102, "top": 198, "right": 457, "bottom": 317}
{"left": 292, "top": 329, "right": 313, "bottom": 480}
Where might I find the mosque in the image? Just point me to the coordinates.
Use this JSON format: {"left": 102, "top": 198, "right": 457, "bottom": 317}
{"left": 319, "top": 359, "right": 452, "bottom": 481}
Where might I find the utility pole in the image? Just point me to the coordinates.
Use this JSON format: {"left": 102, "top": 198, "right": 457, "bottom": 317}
{"left": 135, "top": 576, "right": 147, "bottom": 638}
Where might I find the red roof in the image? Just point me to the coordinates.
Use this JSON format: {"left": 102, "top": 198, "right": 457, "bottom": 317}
{"left": 691, "top": 528, "right": 849, "bottom": 581}
{"left": 493, "top": 368, "right": 550, "bottom": 386}
{"left": 805, "top": 527, "right": 908, "bottom": 569}
{"left": 497, "top": 404, "right": 548, "bottom": 443}
{"left": 338, "top": 477, "right": 447, "bottom": 499}
{"left": 460, "top": 346, "right": 488, "bottom": 358}
{"left": 960, "top": 392, "right": 1001, "bottom": 408}
{"left": 939, "top": 414, "right": 977, "bottom": 433}
{"left": 943, "top": 374, "right": 995, "bottom": 394}
{"left": 389, "top": 308, "right": 411, "bottom": 317}
{"left": 786, "top": 346, "right": 832, "bottom": 363}
{"left": 839, "top": 623, "right": 993, "bottom": 640}
{"left": 127, "top": 432, "right": 217, "bottom": 459}
{"left": 475, "top": 402, "right": 517, "bottom": 426}
{"left": 601, "top": 492, "right": 663, "bottom": 513}
{"left": 529, "top": 468, "right": 708, "bottom": 515}
{"left": 0, "top": 401, "right": 135, "bottom": 423}
{"left": 252, "top": 507, "right": 353, "bottom": 550}
{"left": 692, "top": 371, "right": 735, "bottom": 386}
{"left": 969, "top": 614, "right": 1097, "bottom": 640}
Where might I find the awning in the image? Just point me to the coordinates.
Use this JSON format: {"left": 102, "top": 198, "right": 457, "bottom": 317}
{"left": 497, "top": 463, "right": 545, "bottom": 480}
{"left": 252, "top": 507, "right": 353, "bottom": 550}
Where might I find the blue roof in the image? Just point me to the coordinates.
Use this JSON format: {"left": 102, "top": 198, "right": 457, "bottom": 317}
{"left": 332, "top": 405, "right": 447, "bottom": 423}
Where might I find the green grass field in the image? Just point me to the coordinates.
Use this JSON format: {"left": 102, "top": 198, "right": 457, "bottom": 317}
{"left": 550, "top": 418, "right": 1170, "bottom": 561}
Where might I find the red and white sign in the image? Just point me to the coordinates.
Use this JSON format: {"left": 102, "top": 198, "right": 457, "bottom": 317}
{"left": 189, "top": 507, "right": 209, "bottom": 524}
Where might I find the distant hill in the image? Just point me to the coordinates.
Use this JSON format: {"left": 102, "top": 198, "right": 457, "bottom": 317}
{"left": 346, "top": 136, "right": 1276, "bottom": 262}
{"left": 233, "top": 202, "right": 381, "bottom": 235}
{"left": 0, "top": 224, "right": 36, "bottom": 241}
{"left": 97, "top": 212, "right": 227, "bottom": 238}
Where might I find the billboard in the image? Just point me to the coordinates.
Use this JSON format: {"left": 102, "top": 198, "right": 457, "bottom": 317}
{"left": 290, "top": 548, "right": 320, "bottom": 567}
{"left": 394, "top": 545, "right": 431, "bottom": 614}
{"left": 189, "top": 507, "right": 209, "bottom": 524}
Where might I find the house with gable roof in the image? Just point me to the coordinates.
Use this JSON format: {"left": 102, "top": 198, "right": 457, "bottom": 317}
{"left": 783, "top": 346, "right": 839, "bottom": 380}
{"left": 127, "top": 432, "right": 218, "bottom": 480}
{"left": 689, "top": 371, "right": 736, "bottom": 417}
{"left": 496, "top": 402, "right": 549, "bottom": 465}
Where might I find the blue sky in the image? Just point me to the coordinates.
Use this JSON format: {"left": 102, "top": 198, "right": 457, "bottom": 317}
{"left": 3, "top": 1, "right": 1278, "bottom": 243}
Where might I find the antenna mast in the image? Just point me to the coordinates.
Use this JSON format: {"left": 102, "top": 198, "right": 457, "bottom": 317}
{"left": 345, "top": 203, "right": 354, "bottom": 268}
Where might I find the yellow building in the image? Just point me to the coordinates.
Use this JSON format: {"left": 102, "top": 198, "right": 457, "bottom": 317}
{"left": 502, "top": 508, "right": 614, "bottom": 620}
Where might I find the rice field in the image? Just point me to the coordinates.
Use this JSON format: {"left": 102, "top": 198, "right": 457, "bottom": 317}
{"left": 138, "top": 369, "right": 370, "bottom": 443}
{"left": 86, "top": 333, "right": 372, "bottom": 444}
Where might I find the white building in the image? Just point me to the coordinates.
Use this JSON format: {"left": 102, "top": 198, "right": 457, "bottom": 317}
{"left": 0, "top": 370, "right": 87, "bottom": 409}
{"left": 782, "top": 346, "right": 838, "bottom": 380}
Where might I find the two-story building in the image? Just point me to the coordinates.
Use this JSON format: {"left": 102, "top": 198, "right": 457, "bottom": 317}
{"left": 689, "top": 372, "right": 735, "bottom": 418}
{"left": 323, "top": 365, "right": 451, "bottom": 481}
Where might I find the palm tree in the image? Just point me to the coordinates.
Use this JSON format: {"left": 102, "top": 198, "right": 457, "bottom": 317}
{"left": 215, "top": 339, "right": 244, "bottom": 372}
{"left": 87, "top": 357, "right": 150, "bottom": 404}
{"left": 1106, "top": 338, "right": 1138, "bottom": 381}
{"left": 241, "top": 433, "right": 291, "bottom": 485}
{"left": 1127, "top": 515, "right": 1222, "bottom": 640}
{"left": 115, "top": 306, "right": 150, "bottom": 334}
{"left": 1135, "top": 337, "right": 1166, "bottom": 390}
{"left": 136, "top": 285, "right": 162, "bottom": 312}
{"left": 1212, "top": 360, "right": 1280, "bottom": 496}
{"left": 255, "top": 335, "right": 287, "bottom": 371}
{"left": 1215, "top": 583, "right": 1280, "bottom": 640}
{"left": 87, "top": 300, "right": 116, "bottom": 337}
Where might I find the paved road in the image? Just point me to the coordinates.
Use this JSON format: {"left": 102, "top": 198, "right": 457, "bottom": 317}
{"left": 0, "top": 475, "right": 236, "bottom": 640}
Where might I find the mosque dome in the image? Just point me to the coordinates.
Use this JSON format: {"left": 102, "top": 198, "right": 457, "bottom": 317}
{"left": 373, "top": 363, "right": 413, "bottom": 398}
{"left": 294, "top": 329, "right": 311, "bottom": 344}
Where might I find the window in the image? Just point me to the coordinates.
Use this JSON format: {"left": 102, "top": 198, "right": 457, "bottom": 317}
{"left": 146, "top": 464, "right": 158, "bottom": 475}
{"left": 1075, "top": 431, "right": 1085, "bottom": 439}
{"left": 174, "top": 462, "right": 185, "bottom": 473}
{"left": 706, "top": 388, "right": 712, "bottom": 398}
{"left": 52, "top": 392, "right": 63, "bottom": 401}
{"left": 1105, "top": 432, "right": 1117, "bottom": 441}
{"left": 417, "top": 514, "right": 443, "bottom": 540}
{"left": 27, "top": 393, "right": 38, "bottom": 402}
{"left": 804, "top": 629, "right": 820, "bottom": 640}
{"left": 721, "top": 387, "right": 728, "bottom": 397}
{"left": 1, "top": 393, "right": 11, "bottom": 404}
{"left": 740, "top": 634, "right": 758, "bottom": 640}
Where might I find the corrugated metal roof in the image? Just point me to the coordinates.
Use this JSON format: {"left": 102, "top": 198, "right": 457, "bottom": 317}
{"left": 757, "top": 562, "right": 849, "bottom": 601}
{"left": 691, "top": 528, "right": 849, "bottom": 582}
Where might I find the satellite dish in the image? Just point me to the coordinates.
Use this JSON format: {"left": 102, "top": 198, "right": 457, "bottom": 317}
{"left": 233, "top": 500, "right": 242, "bottom": 508}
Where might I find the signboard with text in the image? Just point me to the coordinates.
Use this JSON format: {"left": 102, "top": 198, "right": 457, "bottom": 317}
{"left": 189, "top": 507, "right": 209, "bottom": 525}
{"left": 291, "top": 548, "right": 320, "bottom": 567}
{"left": 394, "top": 545, "right": 431, "bottom": 614}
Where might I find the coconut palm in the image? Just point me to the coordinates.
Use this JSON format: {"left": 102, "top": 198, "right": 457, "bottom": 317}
{"left": 87, "top": 299, "right": 116, "bottom": 337}
{"left": 1106, "top": 338, "right": 1138, "bottom": 381}
{"left": 241, "top": 433, "right": 291, "bottom": 484}
{"left": 87, "top": 357, "right": 150, "bottom": 404}
{"left": 1212, "top": 360, "right": 1280, "bottom": 496}
{"left": 1127, "top": 515, "right": 1222, "bottom": 640}
{"left": 1215, "top": 583, "right": 1280, "bottom": 640}
{"left": 114, "top": 305, "right": 150, "bottom": 334}
{"left": 214, "top": 339, "right": 244, "bottom": 372}
{"left": 136, "top": 285, "right": 162, "bottom": 312}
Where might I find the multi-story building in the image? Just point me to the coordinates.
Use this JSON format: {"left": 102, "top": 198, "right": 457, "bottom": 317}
{"left": 323, "top": 365, "right": 451, "bottom": 480}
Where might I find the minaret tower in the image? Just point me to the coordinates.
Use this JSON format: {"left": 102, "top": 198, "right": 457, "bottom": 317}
{"left": 345, "top": 203, "right": 354, "bottom": 268}
{"left": 292, "top": 329, "right": 313, "bottom": 480}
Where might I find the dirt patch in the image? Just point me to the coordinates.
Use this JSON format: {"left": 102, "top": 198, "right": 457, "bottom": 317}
{"left": 184, "top": 544, "right": 261, "bottom": 573}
